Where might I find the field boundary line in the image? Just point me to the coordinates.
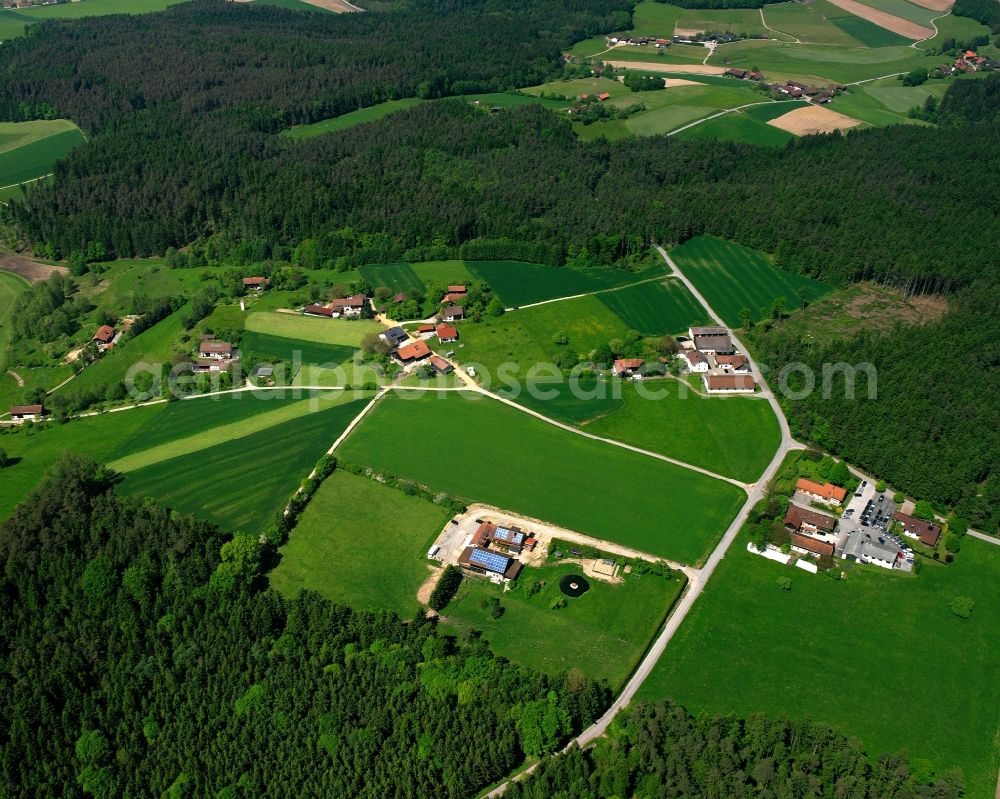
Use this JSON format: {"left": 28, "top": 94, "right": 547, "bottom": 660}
{"left": 667, "top": 99, "right": 806, "bottom": 137}
{"left": 760, "top": 8, "right": 801, "bottom": 43}
{"left": 504, "top": 274, "right": 676, "bottom": 312}
{"left": 911, "top": 10, "right": 950, "bottom": 49}
{"left": 0, "top": 173, "right": 52, "bottom": 193}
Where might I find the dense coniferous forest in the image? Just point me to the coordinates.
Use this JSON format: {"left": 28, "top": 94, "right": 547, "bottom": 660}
{"left": 0, "top": 457, "right": 609, "bottom": 797}
{"left": 505, "top": 701, "right": 964, "bottom": 798}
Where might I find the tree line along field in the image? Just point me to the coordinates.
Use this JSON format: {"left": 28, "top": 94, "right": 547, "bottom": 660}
{"left": 441, "top": 562, "right": 687, "bottom": 689}
{"left": 669, "top": 236, "right": 833, "bottom": 325}
{"left": 270, "top": 469, "right": 451, "bottom": 617}
{"left": 0, "top": 0, "right": 174, "bottom": 39}
{"left": 0, "top": 120, "right": 85, "bottom": 191}
{"left": 636, "top": 537, "right": 1000, "bottom": 799}
{"left": 118, "top": 393, "right": 372, "bottom": 534}
{"left": 337, "top": 391, "right": 747, "bottom": 565}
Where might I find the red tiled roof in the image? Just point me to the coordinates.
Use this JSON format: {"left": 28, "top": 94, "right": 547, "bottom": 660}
{"left": 303, "top": 303, "right": 334, "bottom": 317}
{"left": 9, "top": 404, "right": 43, "bottom": 415}
{"left": 613, "top": 358, "right": 644, "bottom": 373}
{"left": 92, "top": 325, "right": 115, "bottom": 343}
{"left": 417, "top": 324, "right": 435, "bottom": 333}
{"left": 447, "top": 285, "right": 466, "bottom": 294}
{"left": 429, "top": 355, "right": 453, "bottom": 374}
{"left": 684, "top": 350, "right": 706, "bottom": 365}
{"left": 796, "top": 478, "right": 846, "bottom": 502}
{"left": 791, "top": 532, "right": 834, "bottom": 557}
{"left": 597, "top": 92, "right": 610, "bottom": 100}
{"left": 704, "top": 374, "right": 756, "bottom": 391}
{"left": 242, "top": 276, "right": 268, "bottom": 286}
{"left": 396, "top": 339, "right": 431, "bottom": 361}
{"left": 442, "top": 292, "right": 465, "bottom": 303}
{"left": 199, "top": 340, "right": 232, "bottom": 356}
{"left": 436, "top": 323, "right": 458, "bottom": 340}
{"left": 716, "top": 354, "right": 748, "bottom": 369}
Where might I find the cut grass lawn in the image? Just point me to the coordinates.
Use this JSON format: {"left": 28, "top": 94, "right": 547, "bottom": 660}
{"left": 241, "top": 330, "right": 355, "bottom": 367}
{"left": 0, "top": 403, "right": 165, "bottom": 520}
{"left": 465, "top": 260, "right": 668, "bottom": 308}
{"left": 107, "top": 390, "right": 355, "bottom": 473}
{"left": 270, "top": 470, "right": 450, "bottom": 616}
{"left": 598, "top": 279, "right": 709, "bottom": 335}
{"left": 636, "top": 538, "right": 1000, "bottom": 799}
{"left": 584, "top": 381, "right": 780, "bottom": 483}
{"left": 359, "top": 262, "right": 426, "bottom": 295}
{"left": 119, "top": 395, "right": 372, "bottom": 533}
{"left": 339, "top": 391, "right": 746, "bottom": 564}
{"left": 0, "top": 122, "right": 85, "bottom": 188}
{"left": 441, "top": 564, "right": 687, "bottom": 688}
{"left": 245, "top": 311, "right": 382, "bottom": 347}
{"left": 670, "top": 235, "right": 833, "bottom": 325}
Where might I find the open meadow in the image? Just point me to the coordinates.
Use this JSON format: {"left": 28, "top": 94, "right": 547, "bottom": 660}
{"left": 338, "top": 391, "right": 746, "bottom": 564}
{"left": 441, "top": 563, "right": 687, "bottom": 688}
{"left": 636, "top": 537, "right": 1000, "bottom": 799}
{"left": 119, "top": 393, "right": 371, "bottom": 533}
{"left": 270, "top": 470, "right": 451, "bottom": 616}
{"left": 584, "top": 381, "right": 780, "bottom": 483}
{"left": 0, "top": 120, "right": 85, "bottom": 189}
{"left": 598, "top": 279, "right": 708, "bottom": 335}
{"left": 465, "top": 260, "right": 667, "bottom": 308}
{"left": 669, "top": 236, "right": 833, "bottom": 325}
{"left": 245, "top": 310, "right": 382, "bottom": 346}
{"left": 0, "top": 270, "right": 27, "bottom": 375}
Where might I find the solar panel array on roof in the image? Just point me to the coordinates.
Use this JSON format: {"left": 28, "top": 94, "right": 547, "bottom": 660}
{"left": 494, "top": 526, "right": 525, "bottom": 545}
{"left": 469, "top": 548, "right": 510, "bottom": 574}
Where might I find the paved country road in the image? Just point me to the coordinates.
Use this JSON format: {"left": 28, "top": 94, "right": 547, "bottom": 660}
{"left": 481, "top": 245, "right": 803, "bottom": 797}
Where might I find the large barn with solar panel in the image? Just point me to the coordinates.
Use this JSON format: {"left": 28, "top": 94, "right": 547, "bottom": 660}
{"left": 457, "top": 545, "right": 523, "bottom": 581}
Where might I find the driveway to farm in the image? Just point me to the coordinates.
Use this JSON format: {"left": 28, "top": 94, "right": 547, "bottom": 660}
{"left": 482, "top": 246, "right": 802, "bottom": 797}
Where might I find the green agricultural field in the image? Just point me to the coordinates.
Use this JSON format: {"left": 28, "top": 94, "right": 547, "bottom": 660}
{"left": 0, "top": 121, "right": 85, "bottom": 188}
{"left": 283, "top": 98, "right": 424, "bottom": 139}
{"left": 245, "top": 311, "right": 382, "bottom": 346}
{"left": 359, "top": 262, "right": 425, "bottom": 294}
{"left": 241, "top": 330, "right": 355, "bottom": 367}
{"left": 0, "top": 270, "right": 27, "bottom": 375}
{"left": 741, "top": 100, "right": 810, "bottom": 122}
{"left": 584, "top": 381, "right": 780, "bottom": 482}
{"left": 442, "top": 564, "right": 687, "bottom": 688}
{"left": 0, "top": 0, "right": 173, "bottom": 39}
{"left": 762, "top": 0, "right": 869, "bottom": 46}
{"left": 270, "top": 470, "right": 450, "bottom": 616}
{"left": 830, "top": 14, "right": 912, "bottom": 47}
{"left": 465, "top": 260, "right": 668, "bottom": 308}
{"left": 410, "top": 260, "right": 474, "bottom": 287}
{"left": 108, "top": 390, "right": 354, "bottom": 473}
{"left": 675, "top": 109, "right": 795, "bottom": 146}
{"left": 598, "top": 279, "right": 709, "bottom": 335}
{"left": 119, "top": 395, "right": 372, "bottom": 533}
{"left": 339, "top": 391, "right": 746, "bottom": 564}
{"left": 848, "top": 0, "right": 939, "bottom": 28}
{"left": 507, "top": 377, "right": 625, "bottom": 425}
{"left": 675, "top": 7, "right": 771, "bottom": 37}
{"left": 0, "top": 403, "right": 165, "bottom": 519}
{"left": 453, "top": 294, "right": 632, "bottom": 377}
{"left": 670, "top": 236, "right": 833, "bottom": 325}
{"left": 637, "top": 539, "right": 1000, "bottom": 799}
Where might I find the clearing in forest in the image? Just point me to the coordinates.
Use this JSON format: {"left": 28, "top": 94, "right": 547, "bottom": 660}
{"left": 767, "top": 104, "right": 863, "bottom": 135}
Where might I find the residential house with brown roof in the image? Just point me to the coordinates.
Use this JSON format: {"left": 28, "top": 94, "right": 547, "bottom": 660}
{"left": 458, "top": 546, "right": 523, "bottom": 581}
{"left": 796, "top": 478, "right": 847, "bottom": 505}
{"left": 199, "top": 339, "right": 233, "bottom": 359}
{"left": 784, "top": 505, "right": 837, "bottom": 536}
{"left": 242, "top": 276, "right": 269, "bottom": 291}
{"left": 441, "top": 306, "right": 464, "bottom": 322}
{"left": 790, "top": 532, "right": 835, "bottom": 559}
{"left": 92, "top": 325, "right": 116, "bottom": 349}
{"left": 715, "top": 353, "right": 750, "bottom": 372}
{"left": 9, "top": 404, "right": 44, "bottom": 422}
{"left": 436, "top": 323, "right": 459, "bottom": 343}
{"left": 612, "top": 358, "right": 644, "bottom": 377}
{"left": 892, "top": 511, "right": 941, "bottom": 547}
{"left": 303, "top": 303, "right": 335, "bottom": 317}
{"left": 395, "top": 339, "right": 431, "bottom": 363}
{"left": 683, "top": 350, "right": 709, "bottom": 373}
{"left": 329, "top": 294, "right": 367, "bottom": 318}
{"left": 429, "top": 356, "right": 453, "bottom": 375}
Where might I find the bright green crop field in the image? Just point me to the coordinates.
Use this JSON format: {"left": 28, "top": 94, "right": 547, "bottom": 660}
{"left": 465, "top": 260, "right": 668, "bottom": 308}
{"left": 584, "top": 381, "right": 780, "bottom": 483}
{"left": 119, "top": 394, "right": 372, "bottom": 533}
{"left": 242, "top": 330, "right": 355, "bottom": 367}
{"left": 283, "top": 98, "right": 424, "bottom": 140}
{"left": 637, "top": 538, "right": 1000, "bottom": 799}
{"left": 599, "top": 279, "right": 709, "bottom": 336}
{"left": 675, "top": 109, "right": 795, "bottom": 147}
{"left": 670, "top": 236, "right": 833, "bottom": 325}
{"left": 359, "top": 262, "right": 426, "bottom": 294}
{"left": 270, "top": 470, "right": 450, "bottom": 617}
{"left": 245, "top": 311, "right": 382, "bottom": 346}
{"left": 442, "top": 563, "right": 687, "bottom": 688}
{"left": 0, "top": 0, "right": 174, "bottom": 39}
{"left": 0, "top": 120, "right": 85, "bottom": 188}
{"left": 339, "top": 391, "right": 746, "bottom": 564}
{"left": 507, "top": 377, "right": 625, "bottom": 425}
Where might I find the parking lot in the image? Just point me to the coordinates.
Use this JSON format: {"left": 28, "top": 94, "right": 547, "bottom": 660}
{"left": 836, "top": 478, "right": 914, "bottom": 569}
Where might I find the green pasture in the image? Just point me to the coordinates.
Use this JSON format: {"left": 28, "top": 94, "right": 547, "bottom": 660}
{"left": 465, "top": 260, "right": 667, "bottom": 308}
{"left": 637, "top": 538, "right": 1000, "bottom": 799}
{"left": 0, "top": 123, "right": 85, "bottom": 188}
{"left": 410, "top": 260, "right": 474, "bottom": 287}
{"left": 831, "top": 14, "right": 912, "bottom": 47}
{"left": 442, "top": 564, "right": 687, "bottom": 688}
{"left": 675, "top": 7, "right": 771, "bottom": 37}
{"left": 507, "top": 377, "right": 625, "bottom": 425}
{"left": 245, "top": 311, "right": 381, "bottom": 346}
{"left": 849, "top": 0, "right": 939, "bottom": 28}
{"left": 0, "top": 403, "right": 165, "bottom": 519}
{"left": 108, "top": 390, "right": 354, "bottom": 473}
{"left": 0, "top": 0, "right": 173, "bottom": 39}
{"left": 119, "top": 395, "right": 372, "bottom": 533}
{"left": 741, "top": 100, "right": 810, "bottom": 122}
{"left": 599, "top": 279, "right": 708, "bottom": 336}
{"left": 524, "top": 76, "right": 628, "bottom": 101}
{"left": 270, "top": 470, "right": 450, "bottom": 617}
{"left": 585, "top": 381, "right": 780, "bottom": 483}
{"left": 283, "top": 98, "right": 424, "bottom": 140}
{"left": 603, "top": 43, "right": 710, "bottom": 65}
{"left": 339, "top": 391, "right": 746, "bottom": 564}
{"left": 762, "top": 0, "right": 867, "bottom": 46}
{"left": 675, "top": 108, "right": 795, "bottom": 146}
{"left": 359, "top": 262, "right": 425, "bottom": 295}
{"left": 242, "top": 330, "right": 355, "bottom": 367}
{"left": 0, "top": 270, "right": 27, "bottom": 375}
{"left": 669, "top": 236, "right": 833, "bottom": 326}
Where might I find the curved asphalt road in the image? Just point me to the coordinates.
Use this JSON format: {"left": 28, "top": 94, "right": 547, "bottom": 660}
{"left": 482, "top": 245, "right": 803, "bottom": 797}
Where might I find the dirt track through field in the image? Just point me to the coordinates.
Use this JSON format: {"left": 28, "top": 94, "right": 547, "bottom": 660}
{"left": 298, "top": 0, "right": 363, "bottom": 10}
{"left": 768, "top": 105, "right": 863, "bottom": 135}
{"left": 0, "top": 252, "right": 68, "bottom": 283}
{"left": 823, "top": 0, "right": 934, "bottom": 38}
{"left": 604, "top": 61, "right": 726, "bottom": 75}
{"left": 904, "top": 0, "right": 952, "bottom": 10}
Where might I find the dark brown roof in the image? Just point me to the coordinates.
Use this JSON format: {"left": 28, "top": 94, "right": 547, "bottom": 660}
{"left": 330, "top": 294, "right": 366, "bottom": 309}
{"left": 784, "top": 505, "right": 837, "bottom": 533}
{"left": 715, "top": 353, "right": 749, "bottom": 369}
{"left": 892, "top": 511, "right": 941, "bottom": 547}
{"left": 303, "top": 303, "right": 334, "bottom": 317}
{"left": 242, "top": 276, "right": 269, "bottom": 287}
{"left": 10, "top": 404, "right": 43, "bottom": 415}
{"left": 704, "top": 374, "right": 756, "bottom": 391}
{"left": 689, "top": 326, "right": 728, "bottom": 336}
{"left": 429, "top": 355, "right": 453, "bottom": 374}
{"left": 199, "top": 340, "right": 232, "bottom": 356}
{"left": 442, "top": 305, "right": 464, "bottom": 317}
{"left": 791, "top": 532, "right": 834, "bottom": 557}
{"left": 694, "top": 334, "right": 733, "bottom": 353}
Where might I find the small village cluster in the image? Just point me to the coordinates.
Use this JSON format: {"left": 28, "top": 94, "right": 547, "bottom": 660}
{"left": 375, "top": 286, "right": 467, "bottom": 372}
{"left": 735, "top": 73, "right": 848, "bottom": 105}
{"left": 604, "top": 31, "right": 744, "bottom": 48}
{"left": 942, "top": 49, "right": 996, "bottom": 74}
{"left": 761, "top": 477, "right": 942, "bottom": 573}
